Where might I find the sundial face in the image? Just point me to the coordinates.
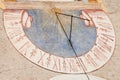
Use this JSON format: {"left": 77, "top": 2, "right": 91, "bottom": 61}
{"left": 3, "top": 9, "right": 115, "bottom": 73}
{"left": 24, "top": 10, "right": 96, "bottom": 58}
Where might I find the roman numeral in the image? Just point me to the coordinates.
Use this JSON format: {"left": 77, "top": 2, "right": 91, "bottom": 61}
{"left": 97, "top": 36, "right": 112, "bottom": 53}
{"left": 8, "top": 30, "right": 23, "bottom": 39}
{"left": 67, "top": 59, "right": 77, "bottom": 72}
{"left": 37, "top": 52, "right": 46, "bottom": 66}
{"left": 30, "top": 47, "right": 37, "bottom": 58}
{"left": 85, "top": 54, "right": 97, "bottom": 67}
{"left": 19, "top": 41, "right": 30, "bottom": 55}
{"left": 101, "top": 33, "right": 115, "bottom": 42}
{"left": 46, "top": 54, "right": 51, "bottom": 67}
{"left": 53, "top": 57, "right": 59, "bottom": 70}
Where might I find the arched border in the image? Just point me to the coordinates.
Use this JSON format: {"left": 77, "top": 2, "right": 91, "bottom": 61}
{"left": 3, "top": 9, "right": 115, "bottom": 73}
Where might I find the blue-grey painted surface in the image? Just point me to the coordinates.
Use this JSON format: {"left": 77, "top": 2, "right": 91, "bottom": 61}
{"left": 23, "top": 10, "right": 96, "bottom": 58}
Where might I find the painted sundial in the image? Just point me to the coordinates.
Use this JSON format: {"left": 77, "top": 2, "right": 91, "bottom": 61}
{"left": 3, "top": 0, "right": 115, "bottom": 74}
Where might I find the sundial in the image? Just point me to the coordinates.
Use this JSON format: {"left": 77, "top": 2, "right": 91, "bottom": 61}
{"left": 0, "top": 0, "right": 116, "bottom": 80}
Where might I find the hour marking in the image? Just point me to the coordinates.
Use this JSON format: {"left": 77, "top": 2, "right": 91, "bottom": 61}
{"left": 97, "top": 22, "right": 112, "bottom": 29}
{"left": 30, "top": 47, "right": 37, "bottom": 58}
{"left": 4, "top": 11, "right": 23, "bottom": 16}
{"left": 73, "top": 58, "right": 81, "bottom": 72}
{"left": 4, "top": 13, "right": 22, "bottom": 20}
{"left": 4, "top": 16, "right": 21, "bottom": 21}
{"left": 99, "top": 35, "right": 111, "bottom": 43}
{"left": 37, "top": 52, "right": 46, "bottom": 66}
{"left": 92, "top": 46, "right": 107, "bottom": 61}
{"left": 98, "top": 37, "right": 111, "bottom": 46}
{"left": 7, "top": 30, "right": 23, "bottom": 39}
{"left": 46, "top": 54, "right": 51, "bottom": 67}
{"left": 101, "top": 33, "right": 115, "bottom": 41}
{"left": 13, "top": 34, "right": 25, "bottom": 43}
{"left": 85, "top": 54, "right": 97, "bottom": 67}
{"left": 97, "top": 36, "right": 113, "bottom": 52}
{"left": 67, "top": 59, "right": 77, "bottom": 72}
{"left": 102, "top": 44, "right": 112, "bottom": 53}
{"left": 52, "top": 57, "right": 62, "bottom": 71}
{"left": 78, "top": 58, "right": 87, "bottom": 72}
{"left": 19, "top": 41, "right": 30, "bottom": 55}
{"left": 98, "top": 27, "right": 113, "bottom": 35}
{"left": 58, "top": 59, "right": 61, "bottom": 71}
{"left": 53, "top": 57, "right": 59, "bottom": 70}
{"left": 63, "top": 59, "right": 67, "bottom": 71}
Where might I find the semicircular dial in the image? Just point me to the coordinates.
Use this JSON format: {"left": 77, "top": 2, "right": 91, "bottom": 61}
{"left": 3, "top": 9, "right": 115, "bottom": 73}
